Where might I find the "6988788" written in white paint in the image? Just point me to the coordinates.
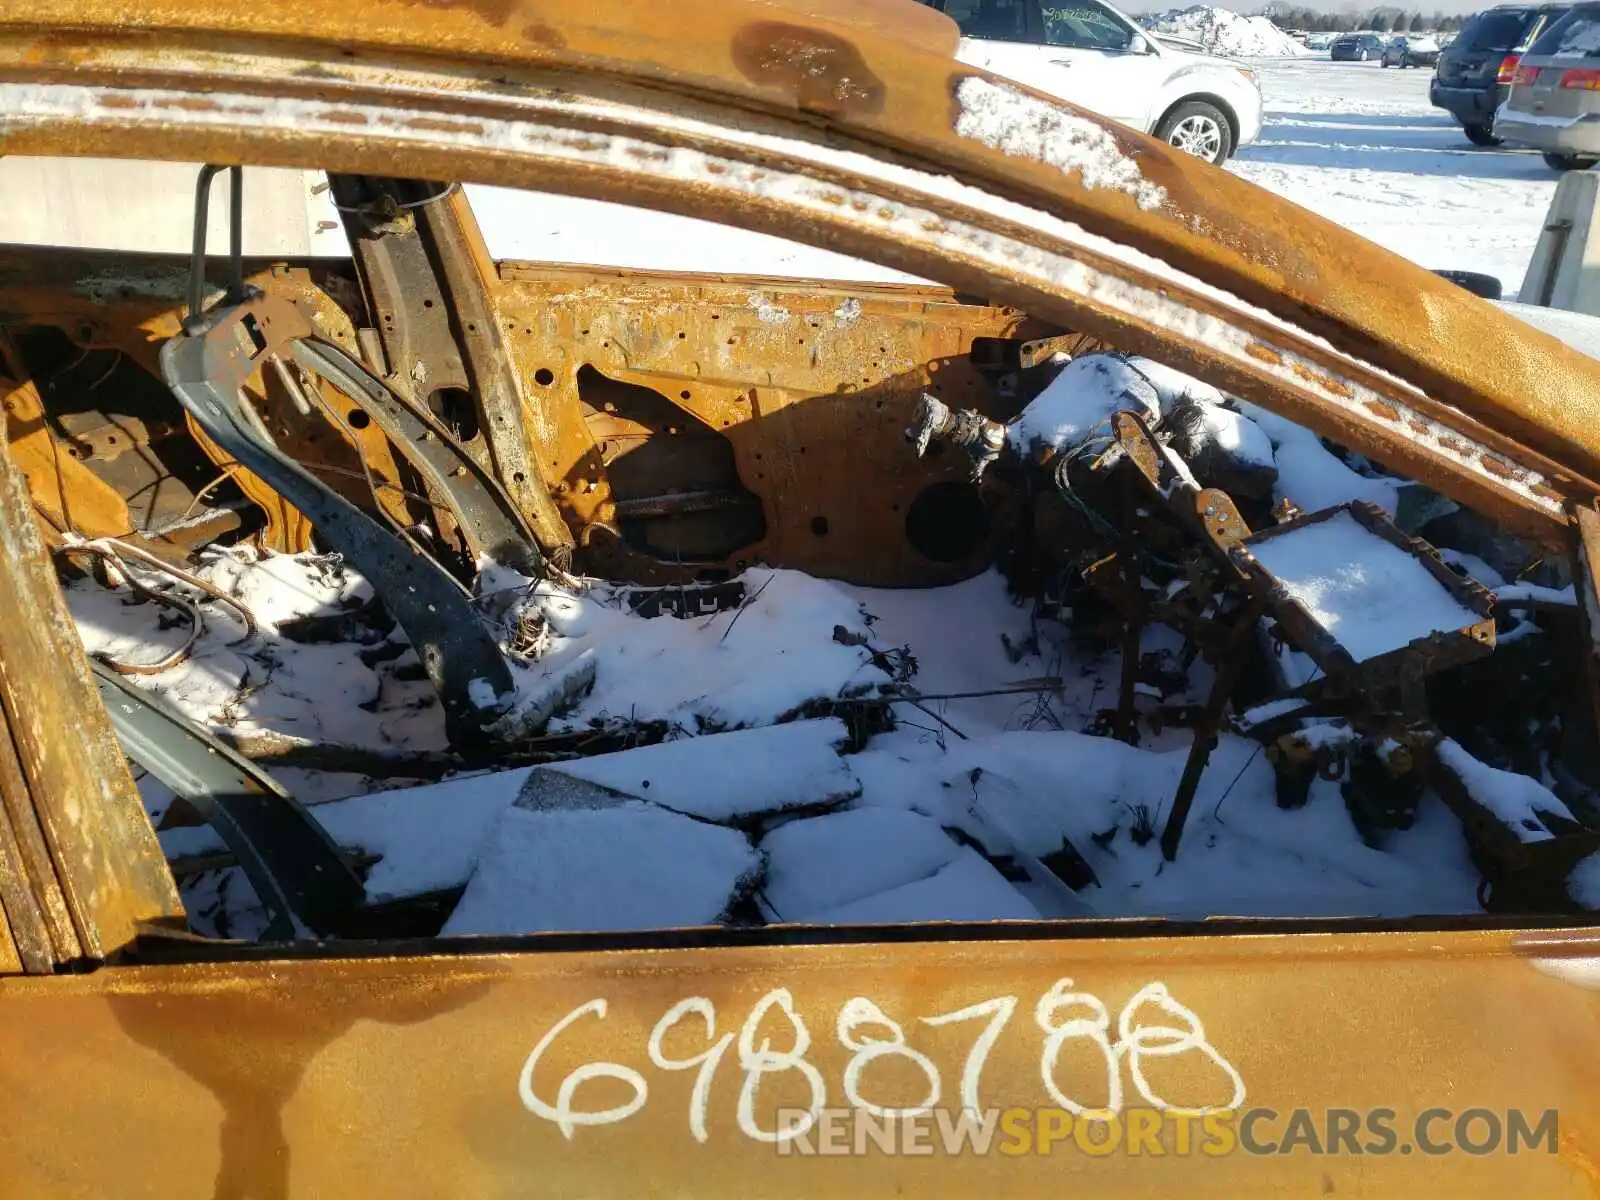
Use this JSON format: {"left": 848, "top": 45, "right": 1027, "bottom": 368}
{"left": 518, "top": 979, "right": 1246, "bottom": 1143}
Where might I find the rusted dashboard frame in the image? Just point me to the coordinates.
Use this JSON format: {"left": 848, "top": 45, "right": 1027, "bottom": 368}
{"left": 0, "top": 2, "right": 1595, "bottom": 1195}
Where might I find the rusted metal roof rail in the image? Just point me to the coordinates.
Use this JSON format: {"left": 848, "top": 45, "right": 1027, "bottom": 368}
{"left": 0, "top": 43, "right": 1586, "bottom": 543}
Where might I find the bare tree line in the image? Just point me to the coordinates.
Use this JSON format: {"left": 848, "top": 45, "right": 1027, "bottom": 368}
{"left": 1262, "top": 6, "right": 1467, "bottom": 31}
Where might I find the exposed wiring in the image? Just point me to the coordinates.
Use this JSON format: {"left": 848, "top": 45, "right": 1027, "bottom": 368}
{"left": 180, "top": 457, "right": 448, "bottom": 519}
{"left": 178, "top": 465, "right": 244, "bottom": 522}
{"left": 84, "top": 352, "right": 121, "bottom": 392}
{"left": 296, "top": 459, "right": 442, "bottom": 508}
{"left": 29, "top": 500, "right": 66, "bottom": 536}
{"left": 719, "top": 575, "right": 774, "bottom": 643}
{"left": 1211, "top": 666, "right": 1324, "bottom": 825}
{"left": 1050, "top": 426, "right": 1186, "bottom": 577}
{"left": 1206, "top": 743, "right": 1265, "bottom": 827}
{"left": 43, "top": 344, "right": 93, "bottom": 386}
{"left": 53, "top": 535, "right": 260, "bottom": 674}
{"left": 330, "top": 181, "right": 460, "bottom": 213}
{"left": 56, "top": 535, "right": 258, "bottom": 637}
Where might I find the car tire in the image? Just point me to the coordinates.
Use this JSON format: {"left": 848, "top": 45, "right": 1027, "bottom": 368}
{"left": 1433, "top": 269, "right": 1503, "bottom": 300}
{"left": 1462, "top": 123, "right": 1502, "bottom": 147}
{"left": 1359, "top": 48, "right": 1368, "bottom": 60}
{"left": 1156, "top": 101, "right": 1233, "bottom": 165}
{"left": 1543, "top": 151, "right": 1600, "bottom": 171}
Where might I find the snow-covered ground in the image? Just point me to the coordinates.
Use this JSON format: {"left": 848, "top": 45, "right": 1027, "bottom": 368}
{"left": 1229, "top": 57, "right": 1557, "bottom": 296}
{"left": 113, "top": 539, "right": 1486, "bottom": 939}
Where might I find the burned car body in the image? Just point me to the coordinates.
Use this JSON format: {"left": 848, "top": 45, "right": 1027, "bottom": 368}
{"left": 0, "top": 0, "right": 1597, "bottom": 1195}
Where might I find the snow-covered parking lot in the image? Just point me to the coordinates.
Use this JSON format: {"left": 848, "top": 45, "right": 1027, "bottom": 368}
{"left": 1231, "top": 57, "right": 1558, "bottom": 296}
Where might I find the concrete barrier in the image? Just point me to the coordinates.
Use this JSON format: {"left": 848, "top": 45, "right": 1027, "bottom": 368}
{"left": 1520, "top": 170, "right": 1600, "bottom": 314}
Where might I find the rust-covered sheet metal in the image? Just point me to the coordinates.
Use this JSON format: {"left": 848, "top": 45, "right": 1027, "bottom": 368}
{"left": 0, "top": 927, "right": 1596, "bottom": 1196}
{"left": 0, "top": 250, "right": 396, "bottom": 555}
{"left": 492, "top": 263, "right": 1051, "bottom": 584}
{"left": 0, "top": 242, "right": 1050, "bottom": 583}
{"left": 0, "top": 396, "right": 183, "bottom": 967}
{"left": 0, "top": 7, "right": 1597, "bottom": 1194}
{"left": 0, "top": 4, "right": 1594, "bottom": 544}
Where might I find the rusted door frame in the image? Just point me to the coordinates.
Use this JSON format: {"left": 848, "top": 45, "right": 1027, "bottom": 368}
{"left": 0, "top": 27, "right": 1589, "bottom": 546}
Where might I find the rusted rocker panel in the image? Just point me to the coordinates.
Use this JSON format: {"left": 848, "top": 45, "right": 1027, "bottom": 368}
{"left": 0, "top": 928, "right": 1594, "bottom": 1196}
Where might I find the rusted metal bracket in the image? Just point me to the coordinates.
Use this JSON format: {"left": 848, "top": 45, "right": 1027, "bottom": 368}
{"left": 1160, "top": 596, "right": 1269, "bottom": 861}
{"left": 1108, "top": 411, "right": 1253, "bottom": 561}
{"left": 91, "top": 660, "right": 365, "bottom": 939}
{"left": 289, "top": 337, "right": 543, "bottom": 575}
{"left": 1092, "top": 415, "right": 1496, "bottom": 858}
{"left": 159, "top": 293, "right": 516, "bottom": 750}
{"left": 1231, "top": 502, "right": 1497, "bottom": 695}
{"left": 327, "top": 176, "right": 574, "bottom": 564}
{"left": 160, "top": 166, "right": 531, "bottom": 748}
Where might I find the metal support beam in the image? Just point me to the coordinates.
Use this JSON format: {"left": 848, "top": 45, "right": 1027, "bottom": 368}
{"left": 91, "top": 662, "right": 365, "bottom": 940}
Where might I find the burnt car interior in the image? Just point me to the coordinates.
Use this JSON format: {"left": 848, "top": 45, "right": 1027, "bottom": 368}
{"left": 7, "top": 163, "right": 1600, "bottom": 959}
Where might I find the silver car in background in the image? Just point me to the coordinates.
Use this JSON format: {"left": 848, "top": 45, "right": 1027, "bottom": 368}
{"left": 1496, "top": 3, "right": 1600, "bottom": 169}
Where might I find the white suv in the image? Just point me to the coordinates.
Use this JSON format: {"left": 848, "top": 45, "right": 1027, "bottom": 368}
{"left": 921, "top": 0, "right": 1265, "bottom": 163}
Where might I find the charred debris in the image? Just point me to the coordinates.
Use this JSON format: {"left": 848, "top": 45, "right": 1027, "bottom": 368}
{"left": 16, "top": 171, "right": 1600, "bottom": 937}
{"left": 909, "top": 345, "right": 1600, "bottom": 913}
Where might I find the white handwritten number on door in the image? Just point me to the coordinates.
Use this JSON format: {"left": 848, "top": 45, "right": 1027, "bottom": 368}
{"left": 517, "top": 980, "right": 1246, "bottom": 1142}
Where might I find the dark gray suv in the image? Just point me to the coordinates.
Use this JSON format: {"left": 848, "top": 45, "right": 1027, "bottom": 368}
{"left": 1431, "top": 3, "right": 1572, "bottom": 144}
{"left": 1496, "top": 4, "right": 1600, "bottom": 169}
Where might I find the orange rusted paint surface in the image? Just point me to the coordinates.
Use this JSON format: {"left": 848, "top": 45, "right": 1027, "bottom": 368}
{"left": 0, "top": 423, "right": 182, "bottom": 964}
{"left": 0, "top": 242, "right": 1056, "bottom": 583}
{"left": 0, "top": 9, "right": 1594, "bottom": 1196}
{"left": 0, "top": 373, "right": 135, "bottom": 543}
{"left": 0, "top": 928, "right": 1596, "bottom": 1195}
{"left": 419, "top": 187, "right": 576, "bottom": 557}
{"left": 495, "top": 263, "right": 1053, "bottom": 584}
{"left": 0, "top": 248, "right": 436, "bottom": 554}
